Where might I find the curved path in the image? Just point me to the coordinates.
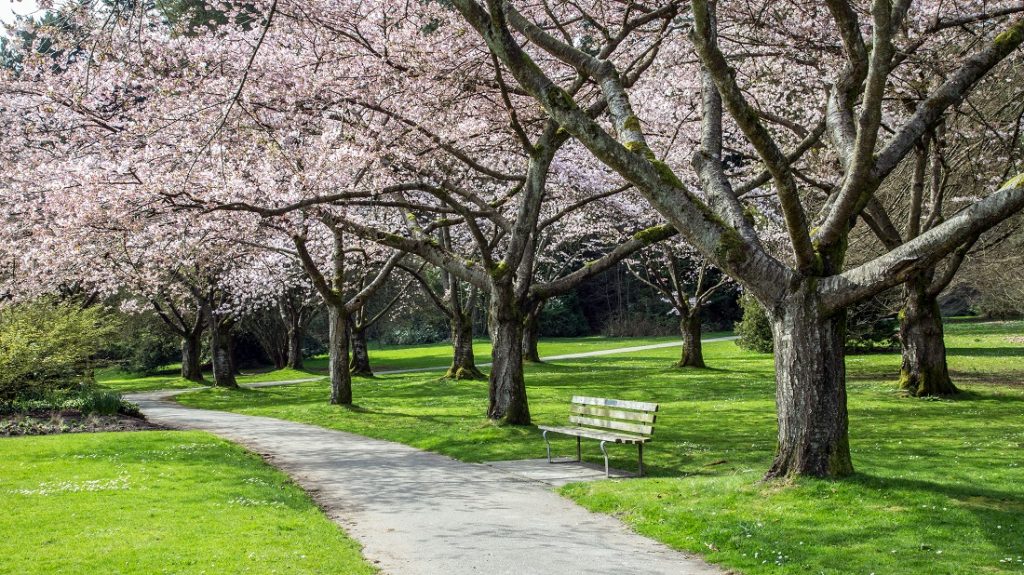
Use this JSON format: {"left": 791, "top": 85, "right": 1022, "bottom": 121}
{"left": 127, "top": 337, "right": 734, "bottom": 575}
{"left": 126, "top": 396, "right": 723, "bottom": 575}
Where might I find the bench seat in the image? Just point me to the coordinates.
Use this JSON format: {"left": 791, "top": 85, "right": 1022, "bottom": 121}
{"left": 537, "top": 425, "right": 650, "bottom": 444}
{"left": 540, "top": 396, "right": 659, "bottom": 476}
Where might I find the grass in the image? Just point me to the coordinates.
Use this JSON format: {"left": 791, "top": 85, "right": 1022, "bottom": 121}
{"left": 95, "top": 365, "right": 203, "bottom": 393}
{"left": 176, "top": 320, "right": 1024, "bottom": 575}
{"left": 0, "top": 431, "right": 375, "bottom": 575}
{"left": 96, "top": 366, "right": 320, "bottom": 393}
{"left": 301, "top": 332, "right": 732, "bottom": 373}
{"left": 97, "top": 333, "right": 732, "bottom": 393}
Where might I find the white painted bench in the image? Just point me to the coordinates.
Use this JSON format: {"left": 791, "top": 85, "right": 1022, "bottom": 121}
{"left": 539, "top": 396, "right": 658, "bottom": 477}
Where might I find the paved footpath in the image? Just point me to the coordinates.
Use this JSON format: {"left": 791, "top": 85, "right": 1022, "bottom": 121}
{"left": 127, "top": 390, "right": 723, "bottom": 575}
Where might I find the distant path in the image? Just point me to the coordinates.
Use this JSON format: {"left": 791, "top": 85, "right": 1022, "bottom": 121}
{"left": 377, "top": 335, "right": 738, "bottom": 375}
{"left": 127, "top": 390, "right": 723, "bottom": 575}
{"left": 161, "top": 336, "right": 738, "bottom": 390}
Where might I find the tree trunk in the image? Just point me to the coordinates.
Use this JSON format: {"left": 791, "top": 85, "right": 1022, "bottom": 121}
{"left": 286, "top": 325, "right": 304, "bottom": 370}
{"left": 349, "top": 326, "right": 373, "bottom": 377}
{"left": 328, "top": 306, "right": 352, "bottom": 405}
{"left": 899, "top": 275, "right": 957, "bottom": 396}
{"left": 677, "top": 311, "right": 706, "bottom": 368}
{"left": 209, "top": 319, "right": 237, "bottom": 388}
{"left": 446, "top": 311, "right": 485, "bottom": 380}
{"left": 487, "top": 285, "right": 530, "bottom": 424}
{"left": 271, "top": 343, "right": 287, "bottom": 370}
{"left": 180, "top": 331, "right": 203, "bottom": 382}
{"left": 765, "top": 284, "right": 853, "bottom": 479}
{"left": 522, "top": 300, "right": 544, "bottom": 363}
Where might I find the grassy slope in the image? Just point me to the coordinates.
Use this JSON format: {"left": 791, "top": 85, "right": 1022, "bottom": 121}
{"left": 0, "top": 431, "right": 375, "bottom": 575}
{"left": 179, "top": 320, "right": 1024, "bottom": 575}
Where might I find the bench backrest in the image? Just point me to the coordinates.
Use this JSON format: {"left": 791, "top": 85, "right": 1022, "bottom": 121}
{"left": 569, "top": 396, "right": 658, "bottom": 437}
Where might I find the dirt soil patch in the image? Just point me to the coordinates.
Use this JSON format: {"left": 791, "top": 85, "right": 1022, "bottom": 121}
{"left": 0, "top": 411, "right": 161, "bottom": 436}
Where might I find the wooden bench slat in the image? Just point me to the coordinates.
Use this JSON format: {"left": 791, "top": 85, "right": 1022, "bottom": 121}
{"left": 570, "top": 404, "right": 656, "bottom": 423}
{"left": 538, "top": 425, "right": 650, "bottom": 444}
{"left": 569, "top": 415, "right": 653, "bottom": 435}
{"left": 571, "top": 396, "right": 659, "bottom": 412}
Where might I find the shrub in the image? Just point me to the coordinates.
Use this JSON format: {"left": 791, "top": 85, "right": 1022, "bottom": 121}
{"left": 733, "top": 293, "right": 898, "bottom": 355}
{"left": 377, "top": 324, "right": 448, "bottom": 346}
{"left": 1, "top": 386, "right": 141, "bottom": 417}
{"left": 103, "top": 311, "right": 181, "bottom": 375}
{"left": 0, "top": 299, "right": 119, "bottom": 401}
{"left": 735, "top": 294, "right": 774, "bottom": 353}
{"left": 539, "top": 295, "right": 591, "bottom": 337}
{"left": 600, "top": 313, "right": 676, "bottom": 337}
{"left": 846, "top": 298, "right": 899, "bottom": 354}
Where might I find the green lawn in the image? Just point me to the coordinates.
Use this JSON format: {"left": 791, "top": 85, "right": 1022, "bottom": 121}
{"left": 96, "top": 366, "right": 320, "bottom": 393}
{"left": 302, "top": 332, "right": 732, "bottom": 373}
{"left": 177, "top": 320, "right": 1024, "bottom": 575}
{"left": 0, "top": 431, "right": 375, "bottom": 575}
{"left": 95, "top": 366, "right": 203, "bottom": 393}
{"left": 98, "top": 333, "right": 732, "bottom": 393}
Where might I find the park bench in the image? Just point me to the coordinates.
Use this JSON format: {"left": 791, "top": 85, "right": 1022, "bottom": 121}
{"left": 539, "top": 396, "right": 658, "bottom": 477}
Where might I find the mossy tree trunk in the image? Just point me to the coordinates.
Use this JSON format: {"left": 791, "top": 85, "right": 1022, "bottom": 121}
{"left": 278, "top": 292, "right": 317, "bottom": 370}
{"left": 292, "top": 228, "right": 402, "bottom": 406}
{"left": 150, "top": 295, "right": 206, "bottom": 382}
{"left": 677, "top": 310, "right": 705, "bottom": 368}
{"left": 765, "top": 283, "right": 853, "bottom": 479}
{"left": 487, "top": 283, "right": 530, "bottom": 424}
{"left": 446, "top": 310, "right": 485, "bottom": 380}
{"left": 899, "top": 273, "right": 957, "bottom": 396}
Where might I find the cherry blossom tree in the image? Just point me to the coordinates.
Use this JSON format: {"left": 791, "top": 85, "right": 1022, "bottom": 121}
{"left": 882, "top": 73, "right": 1024, "bottom": 396}
{"left": 401, "top": 253, "right": 487, "bottom": 380}
{"left": 627, "top": 240, "right": 731, "bottom": 368}
{"left": 445, "top": 0, "right": 1024, "bottom": 477}
{"left": 348, "top": 257, "right": 417, "bottom": 377}
{"left": 6, "top": 0, "right": 1024, "bottom": 479}
{"left": 26, "top": 0, "right": 678, "bottom": 421}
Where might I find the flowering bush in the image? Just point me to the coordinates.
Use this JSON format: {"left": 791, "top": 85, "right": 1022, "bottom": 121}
{"left": 0, "top": 300, "right": 118, "bottom": 401}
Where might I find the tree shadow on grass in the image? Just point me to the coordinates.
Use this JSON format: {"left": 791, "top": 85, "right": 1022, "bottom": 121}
{"left": 849, "top": 472, "right": 1024, "bottom": 559}
{"left": 945, "top": 346, "right": 1024, "bottom": 358}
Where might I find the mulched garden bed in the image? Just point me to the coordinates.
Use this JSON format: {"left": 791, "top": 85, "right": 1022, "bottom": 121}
{"left": 0, "top": 411, "right": 161, "bottom": 436}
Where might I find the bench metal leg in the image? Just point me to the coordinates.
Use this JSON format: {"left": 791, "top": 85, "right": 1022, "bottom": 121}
{"left": 543, "top": 430, "right": 552, "bottom": 463}
{"left": 637, "top": 443, "right": 644, "bottom": 477}
{"left": 576, "top": 436, "right": 582, "bottom": 462}
{"left": 599, "top": 440, "right": 609, "bottom": 477}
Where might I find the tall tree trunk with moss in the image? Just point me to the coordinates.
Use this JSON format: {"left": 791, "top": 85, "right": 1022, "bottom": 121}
{"left": 899, "top": 272, "right": 957, "bottom": 396}
{"left": 447, "top": 309, "right": 484, "bottom": 380}
{"left": 487, "top": 282, "right": 530, "bottom": 424}
{"left": 278, "top": 291, "right": 316, "bottom": 370}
